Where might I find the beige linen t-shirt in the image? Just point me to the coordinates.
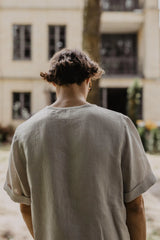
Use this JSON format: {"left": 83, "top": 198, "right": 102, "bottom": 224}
{"left": 3, "top": 102, "right": 156, "bottom": 240}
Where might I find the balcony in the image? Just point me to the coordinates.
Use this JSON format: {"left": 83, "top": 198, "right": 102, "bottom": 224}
{"left": 101, "top": 56, "right": 137, "bottom": 75}
{"left": 101, "top": 34, "right": 137, "bottom": 76}
{"left": 102, "top": 0, "right": 140, "bottom": 11}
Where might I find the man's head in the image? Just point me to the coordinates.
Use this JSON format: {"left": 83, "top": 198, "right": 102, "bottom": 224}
{"left": 40, "top": 48, "right": 104, "bottom": 87}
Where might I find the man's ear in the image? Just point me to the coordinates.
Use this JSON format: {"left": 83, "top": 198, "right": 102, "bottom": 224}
{"left": 52, "top": 82, "right": 56, "bottom": 87}
{"left": 86, "top": 78, "right": 90, "bottom": 84}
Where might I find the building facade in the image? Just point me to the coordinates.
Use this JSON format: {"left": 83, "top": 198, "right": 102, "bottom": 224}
{"left": 0, "top": 0, "right": 160, "bottom": 127}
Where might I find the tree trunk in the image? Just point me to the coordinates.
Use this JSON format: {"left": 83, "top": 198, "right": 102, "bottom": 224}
{"left": 82, "top": 0, "right": 102, "bottom": 105}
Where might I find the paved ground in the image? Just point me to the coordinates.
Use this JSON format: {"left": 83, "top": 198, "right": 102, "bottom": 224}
{"left": 0, "top": 144, "right": 160, "bottom": 240}
{"left": 143, "top": 154, "right": 160, "bottom": 240}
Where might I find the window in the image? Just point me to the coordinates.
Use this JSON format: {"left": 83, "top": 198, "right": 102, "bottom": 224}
{"left": 12, "top": 92, "right": 31, "bottom": 119}
{"left": 48, "top": 26, "right": 66, "bottom": 59}
{"left": 101, "top": 34, "right": 137, "bottom": 75}
{"left": 13, "top": 25, "right": 31, "bottom": 60}
{"left": 102, "top": 0, "right": 139, "bottom": 11}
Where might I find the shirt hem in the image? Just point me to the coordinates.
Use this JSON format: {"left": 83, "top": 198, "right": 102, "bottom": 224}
{"left": 3, "top": 183, "right": 31, "bottom": 205}
{"left": 124, "top": 173, "right": 157, "bottom": 203}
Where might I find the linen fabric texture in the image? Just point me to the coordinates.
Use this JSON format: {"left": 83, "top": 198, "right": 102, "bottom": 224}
{"left": 3, "top": 102, "right": 156, "bottom": 240}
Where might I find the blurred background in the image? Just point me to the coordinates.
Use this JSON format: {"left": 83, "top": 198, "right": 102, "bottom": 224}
{"left": 0, "top": 0, "right": 160, "bottom": 239}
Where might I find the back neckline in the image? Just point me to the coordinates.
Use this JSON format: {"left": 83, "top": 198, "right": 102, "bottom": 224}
{"left": 46, "top": 102, "right": 95, "bottom": 110}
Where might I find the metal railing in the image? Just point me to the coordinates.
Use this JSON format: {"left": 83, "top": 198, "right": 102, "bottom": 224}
{"left": 101, "top": 0, "right": 140, "bottom": 11}
{"left": 101, "top": 56, "right": 137, "bottom": 75}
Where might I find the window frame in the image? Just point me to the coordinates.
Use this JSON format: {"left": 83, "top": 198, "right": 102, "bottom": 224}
{"left": 48, "top": 25, "right": 66, "bottom": 60}
{"left": 101, "top": 0, "right": 140, "bottom": 11}
{"left": 101, "top": 33, "right": 138, "bottom": 76}
{"left": 12, "top": 92, "right": 31, "bottom": 120}
{"left": 13, "top": 24, "right": 32, "bottom": 61}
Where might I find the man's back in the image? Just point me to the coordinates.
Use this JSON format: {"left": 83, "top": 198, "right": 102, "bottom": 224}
{"left": 4, "top": 102, "right": 156, "bottom": 240}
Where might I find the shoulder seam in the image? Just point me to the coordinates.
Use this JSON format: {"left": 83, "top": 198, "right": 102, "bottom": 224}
{"left": 119, "top": 114, "right": 128, "bottom": 161}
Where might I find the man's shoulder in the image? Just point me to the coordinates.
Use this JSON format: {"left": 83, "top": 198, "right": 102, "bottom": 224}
{"left": 92, "top": 105, "right": 126, "bottom": 125}
{"left": 15, "top": 106, "right": 48, "bottom": 139}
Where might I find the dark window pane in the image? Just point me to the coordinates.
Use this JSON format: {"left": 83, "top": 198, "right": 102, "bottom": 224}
{"left": 13, "top": 25, "right": 31, "bottom": 60}
{"left": 50, "top": 39, "right": 55, "bottom": 45}
{"left": 49, "top": 26, "right": 55, "bottom": 35}
{"left": 24, "top": 26, "right": 31, "bottom": 59}
{"left": 25, "top": 26, "right": 31, "bottom": 43}
{"left": 25, "top": 48, "right": 30, "bottom": 58}
{"left": 48, "top": 25, "right": 66, "bottom": 59}
{"left": 12, "top": 92, "right": 31, "bottom": 119}
{"left": 13, "top": 25, "right": 21, "bottom": 59}
{"left": 49, "top": 26, "right": 55, "bottom": 59}
{"left": 13, "top": 93, "right": 20, "bottom": 103}
{"left": 59, "top": 27, "right": 66, "bottom": 49}
{"left": 49, "top": 49, "right": 55, "bottom": 59}
{"left": 101, "top": 34, "right": 137, "bottom": 75}
{"left": 102, "top": 0, "right": 139, "bottom": 11}
{"left": 60, "top": 27, "right": 65, "bottom": 39}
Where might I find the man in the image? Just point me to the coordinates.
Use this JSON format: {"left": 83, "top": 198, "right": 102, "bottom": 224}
{"left": 4, "top": 48, "right": 156, "bottom": 240}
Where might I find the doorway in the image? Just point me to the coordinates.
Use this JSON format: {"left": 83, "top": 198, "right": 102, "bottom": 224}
{"left": 107, "top": 88, "right": 127, "bottom": 115}
{"left": 100, "top": 87, "right": 143, "bottom": 118}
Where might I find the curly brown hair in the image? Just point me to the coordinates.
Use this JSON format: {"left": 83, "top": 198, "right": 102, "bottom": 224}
{"left": 40, "top": 48, "right": 104, "bottom": 86}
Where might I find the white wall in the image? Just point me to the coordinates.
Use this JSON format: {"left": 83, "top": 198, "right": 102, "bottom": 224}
{"left": 0, "top": 9, "right": 83, "bottom": 79}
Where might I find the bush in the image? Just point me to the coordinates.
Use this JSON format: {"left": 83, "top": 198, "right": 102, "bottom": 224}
{"left": 137, "top": 126, "right": 148, "bottom": 151}
{"left": 127, "top": 79, "right": 142, "bottom": 126}
{"left": 137, "top": 120, "right": 160, "bottom": 154}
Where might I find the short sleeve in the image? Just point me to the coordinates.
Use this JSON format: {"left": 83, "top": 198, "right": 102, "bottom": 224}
{"left": 121, "top": 115, "right": 157, "bottom": 203}
{"left": 3, "top": 131, "right": 31, "bottom": 205}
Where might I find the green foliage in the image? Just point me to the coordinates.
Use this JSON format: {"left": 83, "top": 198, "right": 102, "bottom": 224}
{"left": 147, "top": 128, "right": 160, "bottom": 153}
{"left": 137, "top": 126, "right": 148, "bottom": 151}
{"left": 127, "top": 79, "right": 142, "bottom": 126}
{"left": 137, "top": 126, "right": 160, "bottom": 154}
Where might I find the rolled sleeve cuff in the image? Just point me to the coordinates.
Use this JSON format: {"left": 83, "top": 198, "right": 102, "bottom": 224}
{"left": 124, "top": 173, "right": 157, "bottom": 203}
{"left": 3, "top": 183, "right": 31, "bottom": 206}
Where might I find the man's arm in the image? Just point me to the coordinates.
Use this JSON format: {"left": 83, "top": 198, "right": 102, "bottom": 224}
{"left": 125, "top": 195, "right": 146, "bottom": 240}
{"left": 20, "top": 204, "right": 34, "bottom": 239}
